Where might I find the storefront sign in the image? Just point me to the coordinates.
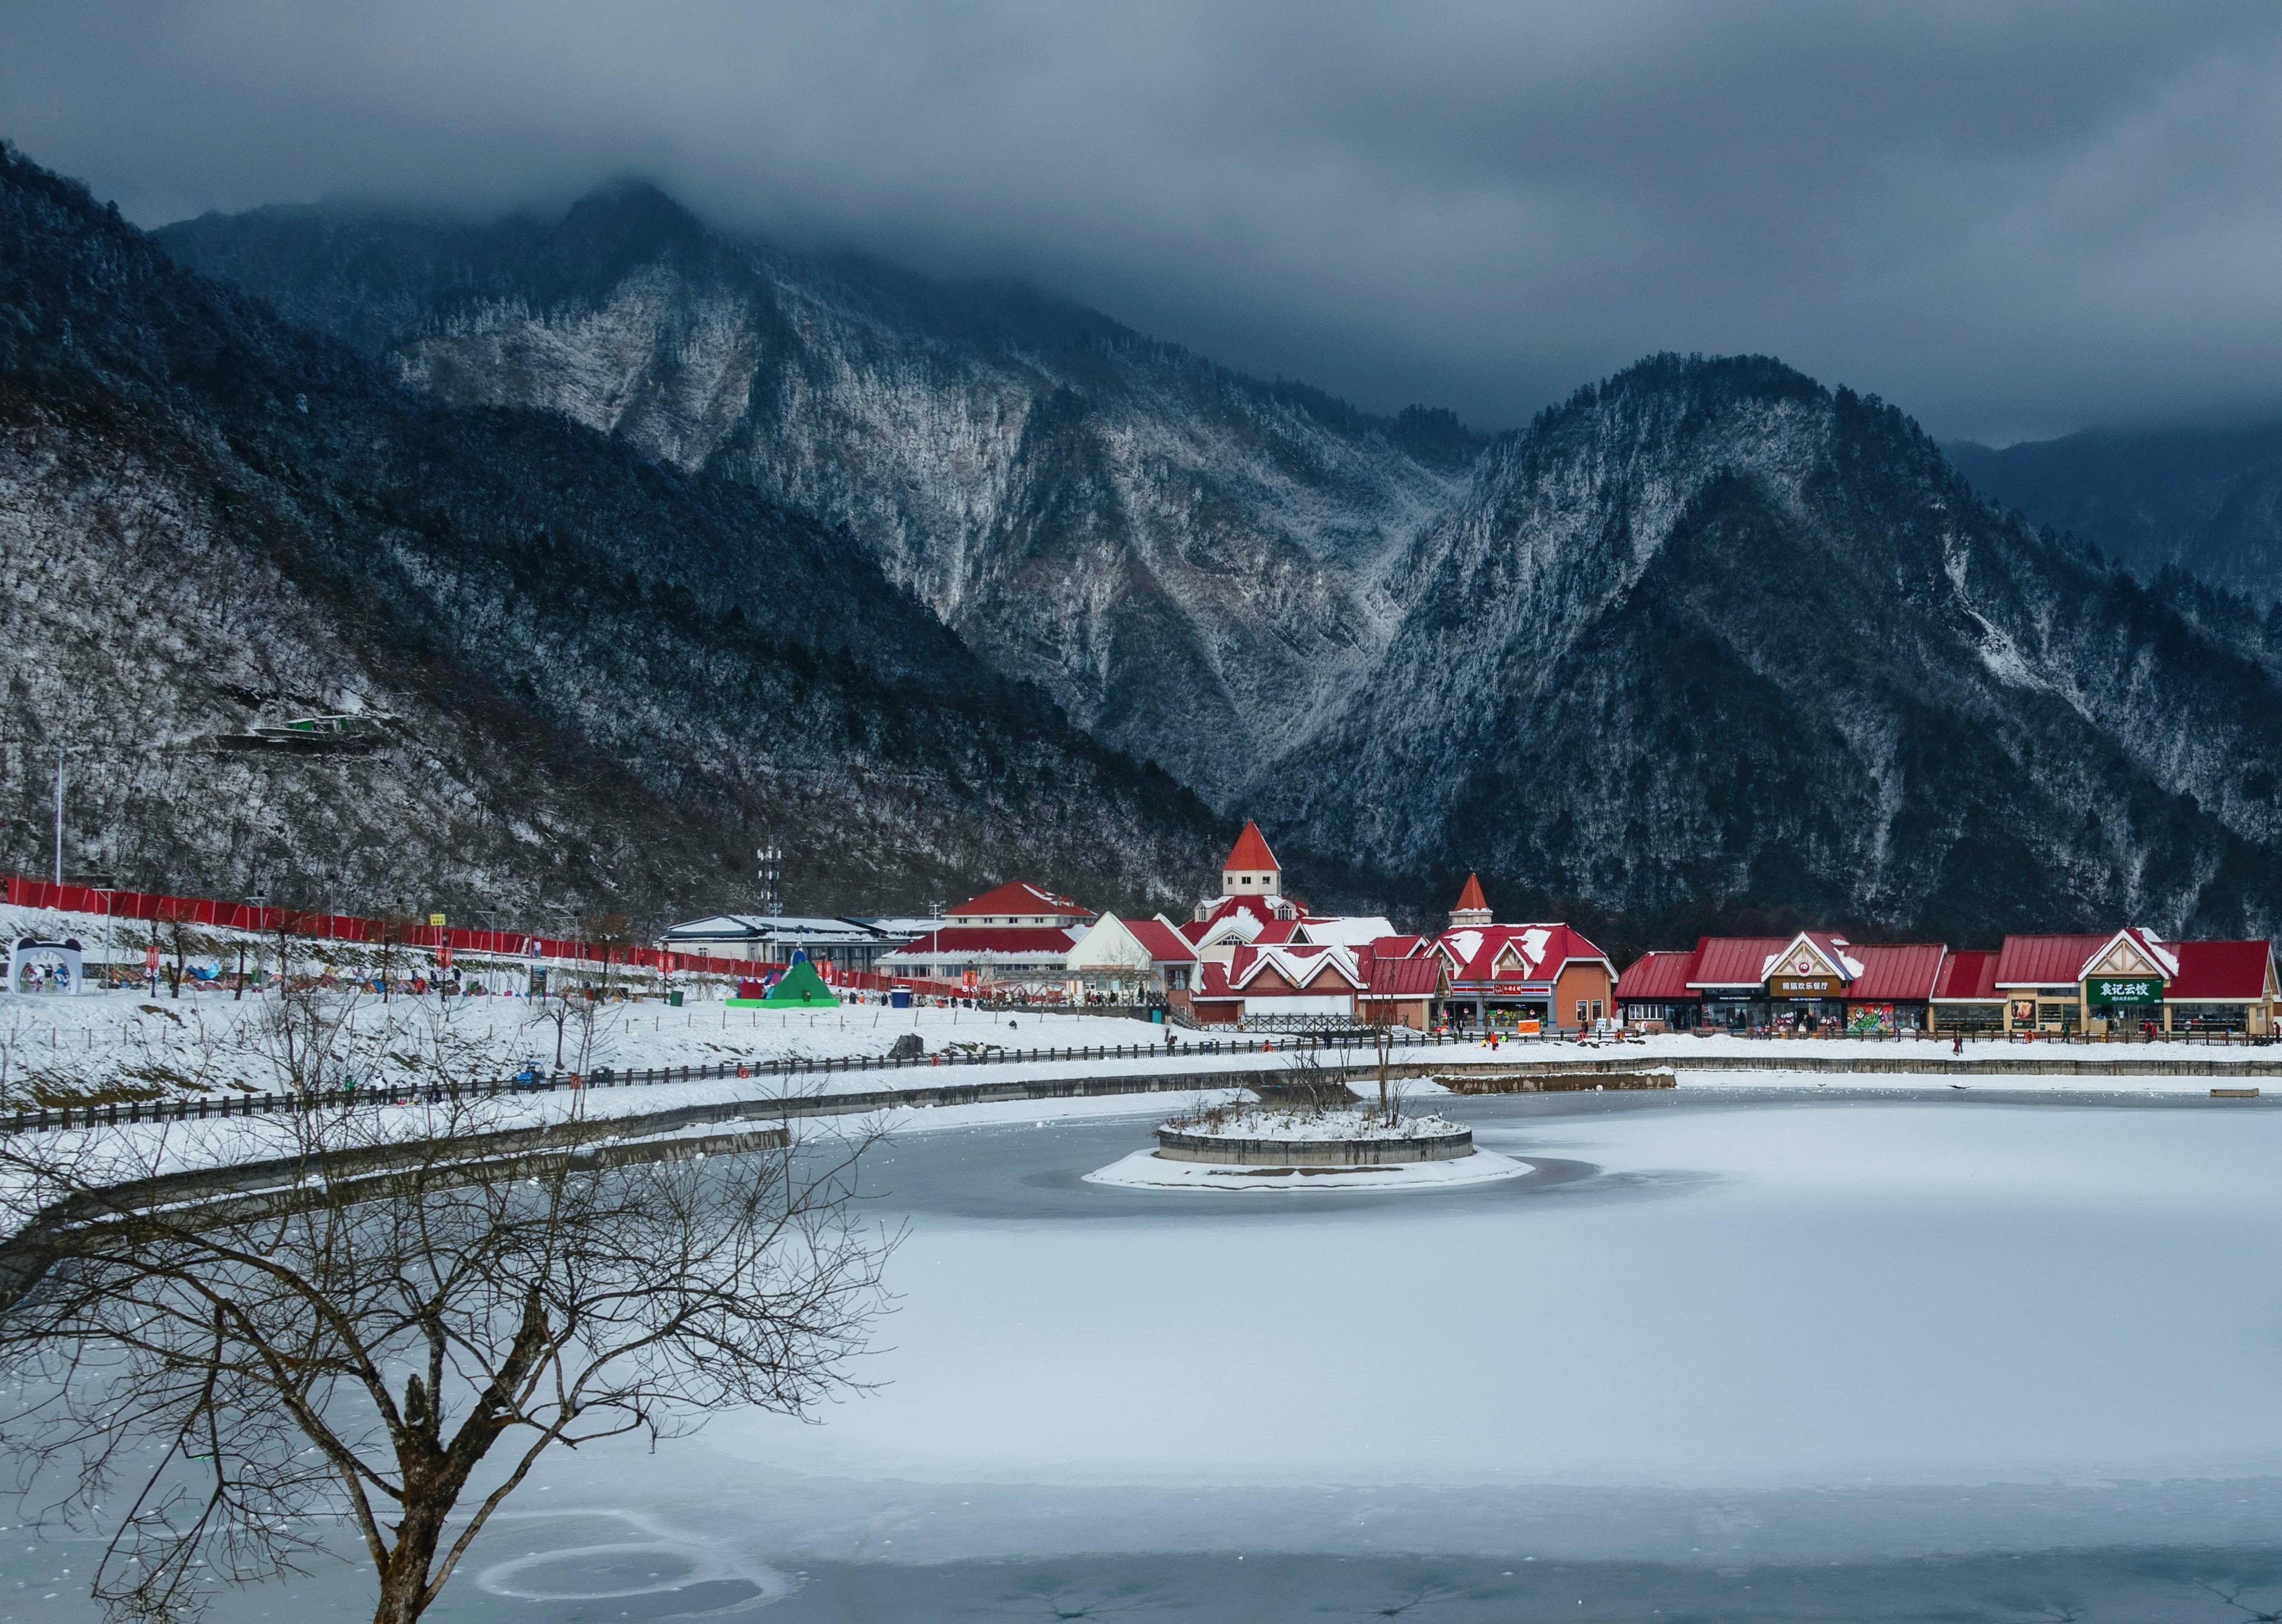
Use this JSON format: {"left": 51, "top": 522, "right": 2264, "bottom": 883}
{"left": 1771, "top": 976, "right": 1841, "bottom": 997}
{"left": 2087, "top": 975, "right": 2162, "bottom": 1008}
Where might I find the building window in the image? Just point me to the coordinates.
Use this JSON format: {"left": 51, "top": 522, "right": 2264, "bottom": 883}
{"left": 1575, "top": 1000, "right": 1587, "bottom": 1026}
{"left": 1591, "top": 1000, "right": 1603, "bottom": 1022}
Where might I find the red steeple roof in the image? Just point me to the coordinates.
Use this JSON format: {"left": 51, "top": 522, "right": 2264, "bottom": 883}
{"left": 1223, "top": 820, "right": 1279, "bottom": 873}
{"left": 1454, "top": 873, "right": 1488, "bottom": 913}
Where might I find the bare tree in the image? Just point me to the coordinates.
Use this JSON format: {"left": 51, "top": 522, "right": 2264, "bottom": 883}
{"left": 149, "top": 899, "right": 204, "bottom": 1001}
{"left": 0, "top": 1095, "right": 895, "bottom": 1624}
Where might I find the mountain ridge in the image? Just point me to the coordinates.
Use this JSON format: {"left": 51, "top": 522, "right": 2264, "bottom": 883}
{"left": 0, "top": 145, "right": 1229, "bottom": 925}
{"left": 105, "top": 171, "right": 2282, "bottom": 939}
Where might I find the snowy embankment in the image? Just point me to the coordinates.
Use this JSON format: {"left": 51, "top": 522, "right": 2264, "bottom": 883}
{"left": 0, "top": 986, "right": 1176, "bottom": 1101}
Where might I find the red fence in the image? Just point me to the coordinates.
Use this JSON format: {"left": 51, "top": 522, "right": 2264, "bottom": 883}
{"left": 2, "top": 875, "right": 755, "bottom": 978}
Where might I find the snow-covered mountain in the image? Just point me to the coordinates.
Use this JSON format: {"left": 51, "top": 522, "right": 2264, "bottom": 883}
{"left": 135, "top": 181, "right": 2282, "bottom": 938}
{"left": 1262, "top": 357, "right": 2282, "bottom": 938}
{"left": 160, "top": 183, "right": 1477, "bottom": 804}
{"left": 0, "top": 149, "right": 1226, "bottom": 924}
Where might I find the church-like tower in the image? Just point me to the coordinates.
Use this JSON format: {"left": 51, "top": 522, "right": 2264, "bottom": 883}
{"left": 1221, "top": 820, "right": 1281, "bottom": 896}
{"left": 1449, "top": 873, "right": 1492, "bottom": 928}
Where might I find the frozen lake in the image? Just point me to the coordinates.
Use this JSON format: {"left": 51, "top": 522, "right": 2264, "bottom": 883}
{"left": 8, "top": 1089, "right": 2282, "bottom": 1622}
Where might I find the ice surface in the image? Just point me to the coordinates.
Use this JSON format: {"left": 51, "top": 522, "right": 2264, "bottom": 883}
{"left": 13, "top": 1090, "right": 2282, "bottom": 1623}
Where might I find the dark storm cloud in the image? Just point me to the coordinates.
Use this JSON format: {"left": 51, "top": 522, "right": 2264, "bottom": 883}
{"left": 7, "top": 1, "right": 2281, "bottom": 440}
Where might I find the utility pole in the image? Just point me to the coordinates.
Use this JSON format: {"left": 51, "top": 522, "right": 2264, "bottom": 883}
{"left": 757, "top": 844, "right": 783, "bottom": 918}
{"left": 52, "top": 746, "right": 64, "bottom": 887}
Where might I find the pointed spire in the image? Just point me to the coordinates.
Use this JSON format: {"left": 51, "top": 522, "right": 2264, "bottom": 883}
{"left": 1455, "top": 873, "right": 1488, "bottom": 913}
{"left": 1222, "top": 820, "right": 1279, "bottom": 873}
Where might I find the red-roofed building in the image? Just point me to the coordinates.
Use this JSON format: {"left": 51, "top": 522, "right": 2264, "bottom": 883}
{"left": 1989, "top": 928, "right": 2277, "bottom": 1034}
{"left": 1063, "top": 912, "right": 1202, "bottom": 1009}
{"left": 1190, "top": 942, "right": 1372, "bottom": 1025}
{"left": 1360, "top": 953, "right": 1447, "bottom": 1030}
{"left": 1403, "top": 877, "right": 1614, "bottom": 1032}
{"left": 1929, "top": 949, "right": 2003, "bottom": 1031}
{"left": 878, "top": 878, "right": 1097, "bottom": 990}
{"left": 1615, "top": 949, "right": 1701, "bottom": 1028}
{"left": 945, "top": 881, "right": 1095, "bottom": 928}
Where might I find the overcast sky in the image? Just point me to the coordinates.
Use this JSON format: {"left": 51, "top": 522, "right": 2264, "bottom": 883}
{"left": 8, "top": 1, "right": 2282, "bottom": 443}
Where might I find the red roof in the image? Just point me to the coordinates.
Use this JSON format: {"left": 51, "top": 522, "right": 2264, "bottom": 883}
{"left": 1453, "top": 873, "right": 1488, "bottom": 913}
{"left": 1616, "top": 949, "right": 1700, "bottom": 1001}
{"left": 1932, "top": 949, "right": 2000, "bottom": 1000}
{"left": 1992, "top": 934, "right": 2111, "bottom": 986}
{"left": 1223, "top": 820, "right": 1280, "bottom": 873}
{"left": 1687, "top": 936, "right": 1791, "bottom": 987}
{"left": 946, "top": 881, "right": 1093, "bottom": 921}
{"left": 1371, "top": 934, "right": 1426, "bottom": 958}
{"left": 1846, "top": 943, "right": 1946, "bottom": 1002}
{"left": 1366, "top": 957, "right": 1443, "bottom": 997}
{"left": 884, "top": 926, "right": 1080, "bottom": 957}
{"left": 1253, "top": 919, "right": 1303, "bottom": 946}
{"left": 2167, "top": 940, "right": 2274, "bottom": 1000}
{"left": 1435, "top": 922, "right": 1609, "bottom": 985}
{"left": 1123, "top": 918, "right": 1198, "bottom": 964}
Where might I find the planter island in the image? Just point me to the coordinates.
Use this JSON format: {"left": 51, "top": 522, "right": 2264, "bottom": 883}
{"left": 1084, "top": 1105, "right": 1529, "bottom": 1193}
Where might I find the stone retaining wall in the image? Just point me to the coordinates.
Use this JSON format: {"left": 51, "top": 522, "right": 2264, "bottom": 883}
{"left": 1153, "top": 1124, "right": 1474, "bottom": 1165}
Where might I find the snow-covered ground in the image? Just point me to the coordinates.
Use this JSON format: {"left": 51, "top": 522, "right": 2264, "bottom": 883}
{"left": 0, "top": 985, "right": 1176, "bottom": 1100}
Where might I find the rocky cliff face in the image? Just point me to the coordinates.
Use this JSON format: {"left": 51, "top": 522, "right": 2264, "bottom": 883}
{"left": 1262, "top": 357, "right": 2282, "bottom": 939}
{"left": 158, "top": 186, "right": 2282, "bottom": 940}
{"left": 1, "top": 150, "right": 1224, "bottom": 924}
{"left": 161, "top": 186, "right": 1475, "bottom": 804}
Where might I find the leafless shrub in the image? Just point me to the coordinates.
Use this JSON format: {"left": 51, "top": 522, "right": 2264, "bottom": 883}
{"left": 0, "top": 1095, "right": 896, "bottom": 1624}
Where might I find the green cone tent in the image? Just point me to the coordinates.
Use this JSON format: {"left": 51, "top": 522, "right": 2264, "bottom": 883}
{"left": 761, "top": 953, "right": 840, "bottom": 1008}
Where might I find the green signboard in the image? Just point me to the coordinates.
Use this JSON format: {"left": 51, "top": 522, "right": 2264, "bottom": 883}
{"left": 2087, "top": 975, "right": 2162, "bottom": 1008}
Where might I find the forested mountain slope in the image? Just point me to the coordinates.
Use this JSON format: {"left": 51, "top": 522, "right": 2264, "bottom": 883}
{"left": 160, "top": 184, "right": 1476, "bottom": 804}
{"left": 1948, "top": 423, "right": 2282, "bottom": 602}
{"left": 1262, "top": 358, "right": 2282, "bottom": 941}
{"left": 152, "top": 181, "right": 2282, "bottom": 940}
{"left": 0, "top": 146, "right": 1225, "bottom": 924}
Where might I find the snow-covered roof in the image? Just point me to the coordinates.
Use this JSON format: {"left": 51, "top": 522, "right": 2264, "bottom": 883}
{"left": 1299, "top": 915, "right": 1397, "bottom": 951}
{"left": 1432, "top": 922, "right": 1609, "bottom": 986}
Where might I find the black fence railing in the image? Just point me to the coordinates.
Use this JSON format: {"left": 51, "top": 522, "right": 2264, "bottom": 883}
{"left": 11, "top": 1020, "right": 2274, "bottom": 1136}
{"left": 1, "top": 1030, "right": 1465, "bottom": 1136}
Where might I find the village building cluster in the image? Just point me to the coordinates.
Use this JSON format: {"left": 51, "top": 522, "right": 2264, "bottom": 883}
{"left": 1617, "top": 927, "right": 2280, "bottom": 1037}
{"left": 659, "top": 820, "right": 2281, "bottom": 1039}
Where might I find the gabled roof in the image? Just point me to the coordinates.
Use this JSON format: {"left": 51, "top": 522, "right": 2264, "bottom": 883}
{"left": 1365, "top": 956, "right": 1443, "bottom": 997}
{"left": 1992, "top": 934, "right": 2113, "bottom": 986}
{"left": 1223, "top": 820, "right": 1280, "bottom": 873}
{"left": 1224, "top": 942, "right": 1366, "bottom": 993}
{"left": 882, "top": 926, "right": 1081, "bottom": 960}
{"left": 1616, "top": 949, "right": 1701, "bottom": 1001}
{"left": 1124, "top": 917, "right": 1198, "bottom": 964}
{"left": 1299, "top": 915, "right": 1397, "bottom": 951}
{"left": 2166, "top": 940, "right": 2275, "bottom": 1000}
{"left": 1767, "top": 930, "right": 1865, "bottom": 982}
{"left": 1686, "top": 936, "right": 1791, "bottom": 988}
{"left": 1453, "top": 873, "right": 1489, "bottom": 913}
{"left": 1182, "top": 893, "right": 1291, "bottom": 945}
{"left": 945, "top": 881, "right": 1094, "bottom": 920}
{"left": 1932, "top": 948, "right": 2001, "bottom": 1001}
{"left": 2080, "top": 926, "right": 2181, "bottom": 980}
{"left": 1434, "top": 923, "right": 1611, "bottom": 985}
{"left": 1844, "top": 943, "right": 1945, "bottom": 1002}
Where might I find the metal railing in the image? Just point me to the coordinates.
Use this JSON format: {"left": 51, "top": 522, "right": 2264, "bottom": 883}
{"left": 1, "top": 1029, "right": 1471, "bottom": 1135}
